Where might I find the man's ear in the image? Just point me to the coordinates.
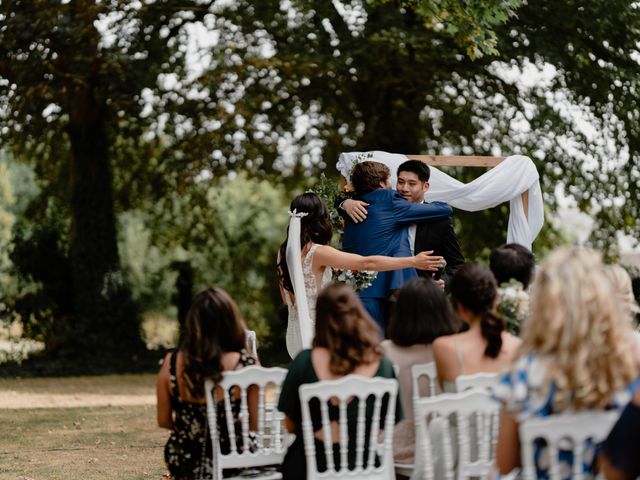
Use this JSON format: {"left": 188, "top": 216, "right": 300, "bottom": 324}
{"left": 423, "top": 181, "right": 430, "bottom": 193}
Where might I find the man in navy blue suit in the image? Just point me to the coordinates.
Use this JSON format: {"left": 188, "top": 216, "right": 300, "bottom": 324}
{"left": 341, "top": 161, "right": 452, "bottom": 331}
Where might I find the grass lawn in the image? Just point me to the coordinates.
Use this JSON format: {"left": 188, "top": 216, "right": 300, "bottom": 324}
{"left": 0, "top": 375, "right": 169, "bottom": 480}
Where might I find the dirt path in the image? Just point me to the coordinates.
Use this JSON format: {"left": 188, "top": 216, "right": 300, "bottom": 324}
{"left": 0, "top": 374, "right": 157, "bottom": 409}
{"left": 0, "top": 391, "right": 156, "bottom": 409}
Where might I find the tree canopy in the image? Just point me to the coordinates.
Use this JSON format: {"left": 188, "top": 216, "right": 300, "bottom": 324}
{"left": 197, "top": 0, "right": 639, "bottom": 255}
{"left": 1, "top": 0, "right": 639, "bottom": 368}
{"left": 0, "top": 0, "right": 215, "bottom": 359}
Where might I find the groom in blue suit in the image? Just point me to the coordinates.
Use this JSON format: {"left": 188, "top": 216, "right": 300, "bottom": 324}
{"left": 341, "top": 161, "right": 452, "bottom": 331}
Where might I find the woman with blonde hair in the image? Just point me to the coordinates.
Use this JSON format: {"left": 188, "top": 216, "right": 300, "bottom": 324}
{"left": 604, "top": 263, "right": 640, "bottom": 326}
{"left": 494, "top": 247, "right": 640, "bottom": 478}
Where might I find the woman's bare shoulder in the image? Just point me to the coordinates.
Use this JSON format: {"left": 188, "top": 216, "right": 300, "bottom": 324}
{"left": 503, "top": 332, "right": 522, "bottom": 348}
{"left": 501, "top": 333, "right": 522, "bottom": 361}
{"left": 433, "top": 334, "right": 457, "bottom": 350}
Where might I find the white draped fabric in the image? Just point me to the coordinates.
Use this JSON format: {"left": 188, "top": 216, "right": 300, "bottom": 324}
{"left": 285, "top": 210, "right": 313, "bottom": 351}
{"left": 337, "top": 151, "right": 544, "bottom": 250}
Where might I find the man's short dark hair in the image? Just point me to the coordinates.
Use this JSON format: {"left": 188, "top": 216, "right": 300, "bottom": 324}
{"left": 397, "top": 159, "right": 431, "bottom": 182}
{"left": 489, "top": 243, "right": 536, "bottom": 289}
{"left": 351, "top": 161, "right": 391, "bottom": 197}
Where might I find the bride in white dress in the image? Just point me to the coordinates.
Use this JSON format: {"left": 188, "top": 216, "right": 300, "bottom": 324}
{"left": 277, "top": 192, "right": 445, "bottom": 358}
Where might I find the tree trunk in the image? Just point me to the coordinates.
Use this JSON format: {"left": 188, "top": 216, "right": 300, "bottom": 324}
{"left": 64, "top": 87, "right": 143, "bottom": 356}
{"left": 357, "top": 81, "right": 424, "bottom": 154}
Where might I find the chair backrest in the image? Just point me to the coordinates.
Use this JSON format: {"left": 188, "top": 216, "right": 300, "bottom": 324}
{"left": 519, "top": 410, "right": 620, "bottom": 480}
{"left": 298, "top": 375, "right": 398, "bottom": 480}
{"left": 414, "top": 390, "right": 501, "bottom": 480}
{"left": 411, "top": 361, "right": 438, "bottom": 401}
{"left": 246, "top": 329, "right": 258, "bottom": 357}
{"left": 454, "top": 372, "right": 499, "bottom": 393}
{"left": 205, "top": 366, "right": 291, "bottom": 479}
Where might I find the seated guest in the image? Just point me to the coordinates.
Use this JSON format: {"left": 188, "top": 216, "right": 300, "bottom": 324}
{"left": 157, "top": 287, "right": 258, "bottom": 479}
{"left": 604, "top": 263, "right": 640, "bottom": 327}
{"left": 384, "top": 277, "right": 460, "bottom": 405}
{"left": 489, "top": 243, "right": 536, "bottom": 289}
{"left": 489, "top": 243, "right": 535, "bottom": 335}
{"left": 600, "top": 389, "right": 640, "bottom": 480}
{"left": 278, "top": 284, "right": 402, "bottom": 480}
{"left": 433, "top": 263, "right": 521, "bottom": 390}
{"left": 381, "top": 277, "right": 460, "bottom": 465}
{"left": 493, "top": 248, "right": 640, "bottom": 479}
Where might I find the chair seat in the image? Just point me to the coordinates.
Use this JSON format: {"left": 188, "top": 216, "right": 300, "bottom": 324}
{"left": 225, "top": 467, "right": 282, "bottom": 480}
{"left": 394, "top": 461, "right": 414, "bottom": 478}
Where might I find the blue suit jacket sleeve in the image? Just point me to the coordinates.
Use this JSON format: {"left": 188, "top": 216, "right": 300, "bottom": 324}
{"left": 391, "top": 192, "right": 452, "bottom": 224}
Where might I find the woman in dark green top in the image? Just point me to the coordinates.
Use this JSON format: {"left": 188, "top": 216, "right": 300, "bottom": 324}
{"left": 277, "top": 284, "right": 403, "bottom": 480}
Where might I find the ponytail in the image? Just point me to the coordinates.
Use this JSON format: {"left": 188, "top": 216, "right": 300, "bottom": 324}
{"left": 481, "top": 310, "right": 504, "bottom": 358}
{"left": 450, "top": 263, "right": 504, "bottom": 359}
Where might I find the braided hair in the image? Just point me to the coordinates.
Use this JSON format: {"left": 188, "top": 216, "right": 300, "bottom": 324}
{"left": 449, "top": 263, "right": 504, "bottom": 358}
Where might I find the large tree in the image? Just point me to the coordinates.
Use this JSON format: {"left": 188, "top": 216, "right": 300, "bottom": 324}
{"left": 180, "top": 0, "right": 640, "bottom": 257}
{"left": 0, "top": 1, "right": 214, "bottom": 357}
{"left": 2, "top": 0, "right": 639, "bottom": 364}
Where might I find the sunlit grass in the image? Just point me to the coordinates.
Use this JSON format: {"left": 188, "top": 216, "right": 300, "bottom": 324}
{"left": 0, "top": 374, "right": 168, "bottom": 479}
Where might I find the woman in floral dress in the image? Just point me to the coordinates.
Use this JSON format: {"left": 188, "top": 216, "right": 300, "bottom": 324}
{"left": 156, "top": 287, "right": 258, "bottom": 479}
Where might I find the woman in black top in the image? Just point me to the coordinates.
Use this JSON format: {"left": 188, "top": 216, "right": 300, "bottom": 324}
{"left": 601, "top": 389, "right": 640, "bottom": 479}
{"left": 156, "top": 287, "right": 258, "bottom": 479}
{"left": 277, "top": 284, "right": 402, "bottom": 480}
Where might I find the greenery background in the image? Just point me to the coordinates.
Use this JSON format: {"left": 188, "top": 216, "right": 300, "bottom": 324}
{"left": 0, "top": 0, "right": 639, "bottom": 372}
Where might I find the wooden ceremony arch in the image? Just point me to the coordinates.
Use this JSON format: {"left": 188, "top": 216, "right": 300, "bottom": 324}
{"left": 406, "top": 154, "right": 504, "bottom": 168}
{"left": 406, "top": 155, "right": 529, "bottom": 220}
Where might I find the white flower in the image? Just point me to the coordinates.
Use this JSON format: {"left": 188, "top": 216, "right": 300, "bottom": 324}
{"left": 496, "top": 280, "right": 530, "bottom": 335}
{"left": 332, "top": 269, "right": 378, "bottom": 292}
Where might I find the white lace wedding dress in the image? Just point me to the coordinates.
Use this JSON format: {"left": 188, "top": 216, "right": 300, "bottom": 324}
{"left": 284, "top": 243, "right": 332, "bottom": 358}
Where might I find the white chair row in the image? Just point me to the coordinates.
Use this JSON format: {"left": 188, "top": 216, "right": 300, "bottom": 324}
{"left": 205, "top": 367, "right": 400, "bottom": 480}
{"left": 400, "top": 362, "right": 620, "bottom": 480}
{"left": 203, "top": 362, "right": 620, "bottom": 480}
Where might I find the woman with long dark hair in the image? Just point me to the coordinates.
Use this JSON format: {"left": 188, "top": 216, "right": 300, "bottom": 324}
{"left": 277, "top": 284, "right": 402, "bottom": 479}
{"left": 277, "top": 192, "right": 444, "bottom": 358}
{"left": 433, "top": 263, "right": 521, "bottom": 390}
{"left": 156, "top": 287, "right": 257, "bottom": 479}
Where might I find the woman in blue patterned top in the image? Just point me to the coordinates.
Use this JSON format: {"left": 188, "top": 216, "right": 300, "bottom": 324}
{"left": 493, "top": 247, "right": 640, "bottom": 479}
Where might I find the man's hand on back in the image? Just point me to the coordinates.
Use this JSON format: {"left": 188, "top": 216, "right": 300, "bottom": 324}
{"left": 341, "top": 199, "right": 369, "bottom": 223}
